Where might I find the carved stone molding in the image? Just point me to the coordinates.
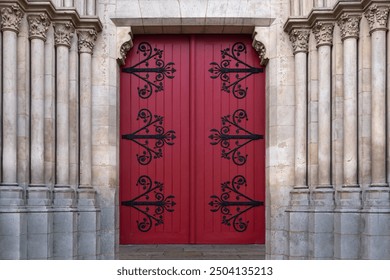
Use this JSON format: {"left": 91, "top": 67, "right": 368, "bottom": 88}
{"left": 77, "top": 29, "right": 98, "bottom": 54}
{"left": 337, "top": 13, "right": 361, "bottom": 40}
{"left": 117, "top": 33, "right": 134, "bottom": 66}
{"left": 252, "top": 39, "right": 268, "bottom": 66}
{"left": 1, "top": 4, "right": 24, "bottom": 33}
{"left": 54, "top": 21, "right": 75, "bottom": 48}
{"left": 364, "top": 4, "right": 390, "bottom": 33}
{"left": 289, "top": 29, "right": 310, "bottom": 54}
{"left": 28, "top": 13, "right": 51, "bottom": 41}
{"left": 312, "top": 21, "right": 334, "bottom": 47}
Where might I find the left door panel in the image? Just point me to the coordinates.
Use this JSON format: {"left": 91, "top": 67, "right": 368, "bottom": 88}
{"left": 120, "top": 36, "right": 191, "bottom": 243}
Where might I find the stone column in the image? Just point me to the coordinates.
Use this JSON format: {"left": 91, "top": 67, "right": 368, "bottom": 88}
{"left": 362, "top": 4, "right": 390, "bottom": 260}
{"left": 315, "top": 0, "right": 324, "bottom": 8}
{"left": 287, "top": 28, "right": 310, "bottom": 259}
{"left": 310, "top": 21, "right": 335, "bottom": 260}
{"left": 334, "top": 13, "right": 362, "bottom": 260}
{"left": 64, "top": 0, "right": 74, "bottom": 8}
{"left": 339, "top": 14, "right": 360, "bottom": 188}
{"left": 365, "top": 5, "right": 389, "bottom": 189}
{"left": 53, "top": 21, "right": 77, "bottom": 259}
{"left": 0, "top": 4, "right": 26, "bottom": 260}
{"left": 1, "top": 5, "right": 23, "bottom": 187}
{"left": 77, "top": 29, "right": 100, "bottom": 259}
{"left": 313, "top": 22, "right": 333, "bottom": 190}
{"left": 86, "top": 0, "right": 96, "bottom": 16}
{"left": 26, "top": 13, "right": 53, "bottom": 260}
{"left": 54, "top": 23, "right": 73, "bottom": 188}
{"left": 29, "top": 13, "right": 50, "bottom": 187}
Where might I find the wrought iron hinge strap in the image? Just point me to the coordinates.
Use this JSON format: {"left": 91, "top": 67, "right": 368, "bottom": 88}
{"left": 209, "top": 175, "right": 263, "bottom": 232}
{"left": 121, "top": 175, "right": 176, "bottom": 232}
{"left": 122, "top": 42, "right": 176, "bottom": 99}
{"left": 209, "top": 109, "right": 263, "bottom": 166}
{"left": 121, "top": 108, "right": 176, "bottom": 165}
{"left": 209, "top": 42, "right": 263, "bottom": 99}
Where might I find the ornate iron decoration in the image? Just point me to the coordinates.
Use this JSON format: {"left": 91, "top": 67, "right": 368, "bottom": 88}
{"left": 209, "top": 175, "right": 263, "bottom": 232}
{"left": 122, "top": 108, "right": 176, "bottom": 165}
{"left": 122, "top": 175, "right": 176, "bottom": 232}
{"left": 209, "top": 109, "right": 263, "bottom": 166}
{"left": 209, "top": 42, "right": 263, "bottom": 99}
{"left": 122, "top": 42, "right": 176, "bottom": 99}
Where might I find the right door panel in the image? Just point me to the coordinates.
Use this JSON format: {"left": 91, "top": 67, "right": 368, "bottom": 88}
{"left": 192, "top": 35, "right": 266, "bottom": 244}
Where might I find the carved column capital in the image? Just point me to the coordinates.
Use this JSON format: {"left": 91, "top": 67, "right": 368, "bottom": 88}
{"left": 364, "top": 4, "right": 390, "bottom": 33}
{"left": 1, "top": 4, "right": 24, "bottom": 33}
{"left": 28, "top": 13, "right": 51, "bottom": 41}
{"left": 289, "top": 29, "right": 310, "bottom": 54}
{"left": 54, "top": 21, "right": 75, "bottom": 48}
{"left": 312, "top": 21, "right": 334, "bottom": 48}
{"left": 337, "top": 13, "right": 361, "bottom": 40}
{"left": 77, "top": 29, "right": 98, "bottom": 54}
{"left": 252, "top": 40, "right": 268, "bottom": 66}
{"left": 117, "top": 36, "right": 133, "bottom": 66}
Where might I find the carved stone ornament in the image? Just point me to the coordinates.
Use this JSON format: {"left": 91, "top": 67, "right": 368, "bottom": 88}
{"left": 117, "top": 37, "right": 134, "bottom": 66}
{"left": 77, "top": 29, "right": 98, "bottom": 54}
{"left": 312, "top": 21, "right": 334, "bottom": 47}
{"left": 252, "top": 40, "right": 268, "bottom": 66}
{"left": 338, "top": 13, "right": 361, "bottom": 40}
{"left": 1, "top": 4, "right": 24, "bottom": 33}
{"left": 28, "top": 13, "right": 51, "bottom": 41}
{"left": 289, "top": 29, "right": 310, "bottom": 54}
{"left": 364, "top": 4, "right": 390, "bottom": 32}
{"left": 54, "top": 22, "right": 75, "bottom": 48}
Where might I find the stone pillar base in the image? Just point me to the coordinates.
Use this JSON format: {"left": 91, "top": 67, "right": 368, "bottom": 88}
{"left": 309, "top": 186, "right": 334, "bottom": 259}
{"left": 0, "top": 184, "right": 24, "bottom": 206}
{"left": 334, "top": 185, "right": 361, "bottom": 259}
{"left": 53, "top": 185, "right": 76, "bottom": 259}
{"left": 26, "top": 185, "right": 53, "bottom": 259}
{"left": 287, "top": 187, "right": 310, "bottom": 259}
{"left": 77, "top": 186, "right": 100, "bottom": 259}
{"left": 0, "top": 184, "right": 27, "bottom": 259}
{"left": 0, "top": 206, "right": 27, "bottom": 259}
{"left": 362, "top": 186, "right": 390, "bottom": 259}
{"left": 365, "top": 185, "right": 390, "bottom": 209}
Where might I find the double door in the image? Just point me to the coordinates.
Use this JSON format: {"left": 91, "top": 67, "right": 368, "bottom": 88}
{"left": 120, "top": 35, "right": 265, "bottom": 244}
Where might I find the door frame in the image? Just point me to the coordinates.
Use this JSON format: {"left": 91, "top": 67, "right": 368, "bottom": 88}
{"left": 116, "top": 27, "right": 270, "bottom": 246}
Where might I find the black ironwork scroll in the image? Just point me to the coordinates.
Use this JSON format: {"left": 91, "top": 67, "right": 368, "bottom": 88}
{"left": 122, "top": 42, "right": 176, "bottom": 99}
{"left": 122, "top": 175, "right": 176, "bottom": 232}
{"left": 209, "top": 175, "right": 263, "bottom": 232}
{"left": 122, "top": 109, "right": 176, "bottom": 165}
{"left": 209, "top": 109, "right": 263, "bottom": 166}
{"left": 209, "top": 42, "right": 263, "bottom": 99}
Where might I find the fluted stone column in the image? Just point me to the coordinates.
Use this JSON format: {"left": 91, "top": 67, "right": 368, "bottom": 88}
{"left": 26, "top": 13, "right": 53, "bottom": 260}
{"left": 334, "top": 13, "right": 362, "bottom": 260}
{"left": 77, "top": 29, "right": 100, "bottom": 259}
{"left": 53, "top": 21, "right": 76, "bottom": 259}
{"left": 310, "top": 21, "right": 335, "bottom": 260}
{"left": 287, "top": 28, "right": 310, "bottom": 259}
{"left": 362, "top": 4, "right": 390, "bottom": 260}
{"left": 0, "top": 4, "right": 26, "bottom": 260}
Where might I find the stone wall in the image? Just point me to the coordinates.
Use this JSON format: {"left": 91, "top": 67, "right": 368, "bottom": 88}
{"left": 285, "top": 0, "right": 390, "bottom": 259}
{"left": 2, "top": 0, "right": 388, "bottom": 260}
{"left": 0, "top": 0, "right": 102, "bottom": 259}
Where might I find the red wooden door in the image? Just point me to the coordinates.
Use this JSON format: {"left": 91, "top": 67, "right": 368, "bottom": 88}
{"left": 120, "top": 35, "right": 265, "bottom": 244}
